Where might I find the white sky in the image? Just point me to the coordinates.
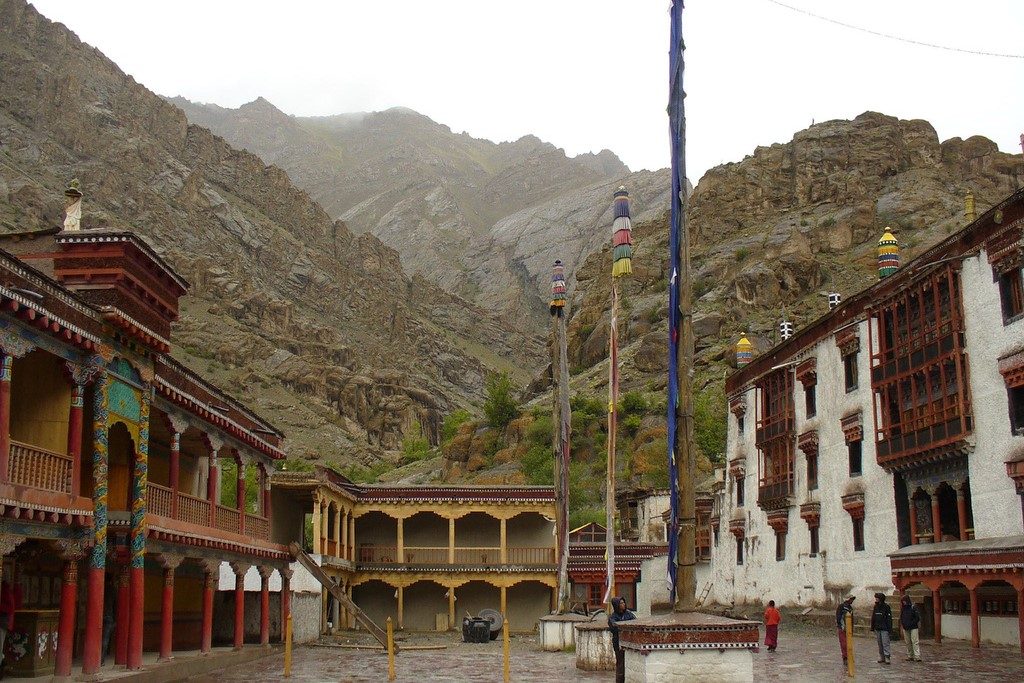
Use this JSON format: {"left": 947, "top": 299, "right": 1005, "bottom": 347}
{"left": 29, "top": 0, "right": 1024, "bottom": 181}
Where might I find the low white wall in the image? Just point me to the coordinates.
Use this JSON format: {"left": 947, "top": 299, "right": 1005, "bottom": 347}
{"left": 539, "top": 614, "right": 588, "bottom": 651}
{"left": 575, "top": 625, "right": 614, "bottom": 671}
{"left": 625, "top": 648, "right": 753, "bottom": 682}
{"left": 942, "top": 614, "right": 1020, "bottom": 646}
{"left": 291, "top": 592, "right": 322, "bottom": 644}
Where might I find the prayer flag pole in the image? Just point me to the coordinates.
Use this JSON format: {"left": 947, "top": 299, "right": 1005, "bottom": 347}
{"left": 605, "top": 188, "right": 634, "bottom": 608}
{"left": 667, "top": 0, "right": 697, "bottom": 612}
{"left": 550, "top": 260, "right": 571, "bottom": 613}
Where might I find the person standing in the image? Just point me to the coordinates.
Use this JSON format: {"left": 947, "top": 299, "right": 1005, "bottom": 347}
{"left": 870, "top": 592, "right": 893, "bottom": 665}
{"left": 835, "top": 596, "right": 855, "bottom": 665}
{"left": 900, "top": 594, "right": 922, "bottom": 662}
{"left": 607, "top": 596, "right": 635, "bottom": 683}
{"left": 763, "top": 600, "right": 781, "bottom": 652}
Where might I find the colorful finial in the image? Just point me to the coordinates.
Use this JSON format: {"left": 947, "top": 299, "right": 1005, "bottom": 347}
{"left": 965, "top": 190, "right": 976, "bottom": 224}
{"left": 878, "top": 228, "right": 899, "bottom": 279}
{"left": 611, "top": 186, "right": 633, "bottom": 278}
{"left": 550, "top": 259, "right": 567, "bottom": 316}
{"left": 736, "top": 334, "right": 753, "bottom": 367}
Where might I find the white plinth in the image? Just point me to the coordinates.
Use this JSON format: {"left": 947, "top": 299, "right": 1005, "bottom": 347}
{"left": 625, "top": 648, "right": 754, "bottom": 683}
{"left": 538, "top": 613, "right": 590, "bottom": 651}
{"left": 574, "top": 623, "right": 614, "bottom": 670}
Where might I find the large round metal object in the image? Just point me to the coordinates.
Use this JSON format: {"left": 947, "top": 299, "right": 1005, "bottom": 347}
{"left": 479, "top": 609, "right": 504, "bottom": 639}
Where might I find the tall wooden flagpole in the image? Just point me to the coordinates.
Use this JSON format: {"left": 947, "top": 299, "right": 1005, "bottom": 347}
{"left": 668, "top": 0, "right": 696, "bottom": 612}
{"left": 550, "top": 260, "right": 571, "bottom": 612}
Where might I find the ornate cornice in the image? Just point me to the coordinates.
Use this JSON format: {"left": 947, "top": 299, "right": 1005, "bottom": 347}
{"left": 841, "top": 492, "right": 866, "bottom": 519}
{"left": 799, "top": 501, "right": 821, "bottom": 527}
{"left": 836, "top": 327, "right": 860, "bottom": 356}
{"left": 798, "top": 429, "right": 819, "bottom": 457}
{"left": 841, "top": 412, "right": 863, "bottom": 443}
{"left": 795, "top": 357, "right": 817, "bottom": 387}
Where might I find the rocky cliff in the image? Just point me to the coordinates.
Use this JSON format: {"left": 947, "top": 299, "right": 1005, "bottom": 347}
{"left": 0, "top": 0, "right": 544, "bottom": 465}
{"left": 171, "top": 97, "right": 671, "bottom": 322}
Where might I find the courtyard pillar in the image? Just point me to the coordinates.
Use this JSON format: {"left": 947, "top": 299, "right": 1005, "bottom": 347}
{"left": 500, "top": 518, "right": 507, "bottom": 564}
{"left": 0, "top": 352, "right": 13, "bottom": 482}
{"left": 236, "top": 455, "right": 246, "bottom": 534}
{"left": 956, "top": 488, "right": 969, "bottom": 541}
{"left": 201, "top": 561, "right": 218, "bottom": 655}
{"left": 258, "top": 566, "right": 272, "bottom": 646}
{"left": 397, "top": 585, "right": 404, "bottom": 630}
{"left": 333, "top": 505, "right": 342, "bottom": 557}
{"left": 500, "top": 585, "right": 507, "bottom": 615}
{"left": 932, "top": 588, "right": 943, "bottom": 643}
{"left": 908, "top": 493, "right": 918, "bottom": 545}
{"left": 67, "top": 384, "right": 85, "bottom": 496}
{"left": 1016, "top": 585, "right": 1024, "bottom": 654}
{"left": 930, "top": 489, "right": 942, "bottom": 542}
{"left": 397, "top": 516, "right": 404, "bottom": 563}
{"left": 207, "top": 450, "right": 219, "bottom": 527}
{"left": 448, "top": 517, "right": 455, "bottom": 564}
{"left": 350, "top": 513, "right": 357, "bottom": 561}
{"left": 280, "top": 568, "right": 293, "bottom": 643}
{"left": 969, "top": 585, "right": 980, "bottom": 648}
{"left": 231, "top": 562, "right": 250, "bottom": 649}
{"left": 54, "top": 543, "right": 85, "bottom": 678}
{"left": 168, "top": 429, "right": 181, "bottom": 518}
{"left": 81, "top": 375, "right": 109, "bottom": 676}
{"left": 341, "top": 509, "right": 349, "bottom": 559}
{"left": 448, "top": 587, "right": 456, "bottom": 630}
{"left": 157, "top": 555, "right": 183, "bottom": 662}
{"left": 312, "top": 497, "right": 322, "bottom": 555}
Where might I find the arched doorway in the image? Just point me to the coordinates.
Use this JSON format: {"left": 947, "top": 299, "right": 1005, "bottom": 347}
{"left": 454, "top": 581, "right": 500, "bottom": 620}
{"left": 403, "top": 580, "right": 448, "bottom": 631}
{"left": 108, "top": 422, "right": 136, "bottom": 511}
{"left": 507, "top": 581, "right": 553, "bottom": 632}
{"left": 353, "top": 580, "right": 397, "bottom": 628}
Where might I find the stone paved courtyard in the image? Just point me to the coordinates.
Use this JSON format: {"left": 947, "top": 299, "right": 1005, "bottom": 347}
{"left": 192, "top": 622, "right": 1024, "bottom": 682}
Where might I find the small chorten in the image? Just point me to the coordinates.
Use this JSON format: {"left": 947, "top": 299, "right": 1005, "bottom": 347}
{"left": 63, "top": 178, "right": 83, "bottom": 232}
{"left": 736, "top": 334, "right": 753, "bottom": 367}
{"left": 877, "top": 228, "right": 899, "bottom": 279}
{"left": 965, "top": 190, "right": 976, "bottom": 223}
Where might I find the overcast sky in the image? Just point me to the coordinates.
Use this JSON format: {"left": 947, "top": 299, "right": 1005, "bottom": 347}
{"left": 30, "top": 0, "right": 1024, "bottom": 180}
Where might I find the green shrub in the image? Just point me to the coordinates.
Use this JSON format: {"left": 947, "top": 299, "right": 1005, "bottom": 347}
{"left": 441, "top": 409, "right": 472, "bottom": 443}
{"left": 623, "top": 414, "right": 643, "bottom": 436}
{"left": 483, "top": 372, "right": 520, "bottom": 430}
{"left": 521, "top": 444, "right": 554, "bottom": 485}
{"left": 734, "top": 247, "right": 750, "bottom": 262}
{"left": 401, "top": 422, "right": 432, "bottom": 464}
{"left": 694, "top": 388, "right": 727, "bottom": 464}
{"left": 526, "top": 414, "right": 553, "bottom": 447}
{"left": 620, "top": 391, "right": 649, "bottom": 416}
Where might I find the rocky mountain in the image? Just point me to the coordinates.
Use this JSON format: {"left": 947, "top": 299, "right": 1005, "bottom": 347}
{"left": 561, "top": 112, "right": 1023, "bottom": 402}
{"left": 0, "top": 0, "right": 545, "bottom": 466}
{"left": 170, "top": 97, "right": 671, "bottom": 322}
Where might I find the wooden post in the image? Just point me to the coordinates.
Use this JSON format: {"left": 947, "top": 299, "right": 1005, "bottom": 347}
{"left": 448, "top": 587, "right": 456, "bottom": 630}
{"left": 54, "top": 549, "right": 83, "bottom": 677}
{"left": 259, "top": 567, "right": 272, "bottom": 646}
{"left": 908, "top": 493, "right": 918, "bottom": 545}
{"left": 67, "top": 384, "right": 85, "bottom": 496}
{"left": 333, "top": 505, "right": 342, "bottom": 556}
{"left": 157, "top": 555, "right": 182, "bottom": 662}
{"left": 284, "top": 614, "right": 293, "bottom": 677}
{"left": 845, "top": 611, "right": 855, "bottom": 678}
{"left": 956, "top": 488, "right": 969, "bottom": 541}
{"left": 397, "top": 517, "right": 404, "bottom": 563}
{"left": 341, "top": 509, "right": 349, "bottom": 560}
{"left": 969, "top": 586, "right": 980, "bottom": 648}
{"left": 312, "top": 498, "right": 322, "bottom": 555}
{"left": 448, "top": 517, "right": 455, "bottom": 564}
{"left": 236, "top": 456, "right": 246, "bottom": 534}
{"left": 201, "top": 564, "right": 216, "bottom": 654}
{"left": 500, "top": 586, "right": 507, "bottom": 615}
{"left": 503, "top": 614, "right": 511, "bottom": 683}
{"left": 168, "top": 430, "right": 181, "bottom": 518}
{"left": 397, "top": 586, "right": 404, "bottom": 630}
{"left": 931, "top": 489, "right": 942, "bottom": 542}
{"left": 0, "top": 353, "right": 13, "bottom": 483}
{"left": 500, "top": 518, "right": 507, "bottom": 564}
{"left": 386, "top": 617, "right": 396, "bottom": 681}
{"left": 932, "top": 588, "right": 943, "bottom": 643}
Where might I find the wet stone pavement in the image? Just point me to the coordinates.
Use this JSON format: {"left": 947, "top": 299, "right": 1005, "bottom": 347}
{"left": 192, "top": 623, "right": 1024, "bottom": 682}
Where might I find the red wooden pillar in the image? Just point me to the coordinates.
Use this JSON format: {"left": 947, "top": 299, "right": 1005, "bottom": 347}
{"left": 115, "top": 560, "right": 130, "bottom": 665}
{"left": 207, "top": 453, "right": 219, "bottom": 527}
{"left": 231, "top": 562, "right": 250, "bottom": 650}
{"left": 968, "top": 585, "right": 980, "bottom": 648}
{"left": 956, "top": 488, "right": 969, "bottom": 541}
{"left": 157, "top": 555, "right": 182, "bottom": 662}
{"left": 54, "top": 548, "right": 84, "bottom": 678}
{"left": 908, "top": 493, "right": 918, "bottom": 545}
{"left": 67, "top": 384, "right": 85, "bottom": 496}
{"left": 0, "top": 353, "right": 13, "bottom": 483}
{"left": 1016, "top": 586, "right": 1024, "bottom": 654}
{"left": 81, "top": 378, "right": 109, "bottom": 676}
{"left": 168, "top": 430, "right": 181, "bottom": 518}
{"left": 279, "top": 568, "right": 292, "bottom": 644}
{"left": 932, "top": 587, "right": 943, "bottom": 643}
{"left": 258, "top": 566, "right": 272, "bottom": 646}
{"left": 930, "top": 490, "right": 942, "bottom": 543}
{"left": 201, "top": 562, "right": 217, "bottom": 654}
{"left": 236, "top": 455, "right": 246, "bottom": 534}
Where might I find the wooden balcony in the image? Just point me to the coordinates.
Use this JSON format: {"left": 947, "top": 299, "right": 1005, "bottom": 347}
{"left": 357, "top": 545, "right": 555, "bottom": 566}
{"left": 325, "top": 539, "right": 338, "bottom": 557}
{"left": 145, "top": 484, "right": 268, "bottom": 540}
{"left": 9, "top": 441, "right": 72, "bottom": 494}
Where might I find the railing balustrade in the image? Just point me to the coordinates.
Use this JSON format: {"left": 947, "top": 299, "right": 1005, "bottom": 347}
{"left": 147, "top": 483, "right": 173, "bottom": 517}
{"left": 244, "top": 513, "right": 269, "bottom": 540}
{"left": 356, "top": 545, "right": 554, "bottom": 566}
{"left": 215, "top": 505, "right": 240, "bottom": 534}
{"left": 505, "top": 546, "right": 556, "bottom": 565}
{"left": 177, "top": 492, "right": 210, "bottom": 527}
{"left": 402, "top": 547, "right": 448, "bottom": 564}
{"left": 8, "top": 441, "right": 72, "bottom": 494}
{"left": 325, "top": 539, "right": 338, "bottom": 557}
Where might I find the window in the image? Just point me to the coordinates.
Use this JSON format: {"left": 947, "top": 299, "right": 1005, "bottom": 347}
{"left": 809, "top": 526, "right": 819, "bottom": 556}
{"left": 736, "top": 475, "right": 745, "bottom": 507}
{"left": 844, "top": 352, "right": 858, "bottom": 392}
{"left": 736, "top": 537, "right": 744, "bottom": 565}
{"left": 737, "top": 414, "right": 745, "bottom": 435}
{"left": 1009, "top": 385, "right": 1024, "bottom": 436}
{"left": 998, "top": 268, "right": 1024, "bottom": 323}
{"left": 805, "top": 384, "right": 816, "bottom": 418}
{"left": 807, "top": 455, "right": 818, "bottom": 491}
{"left": 848, "top": 440, "right": 862, "bottom": 476}
{"left": 589, "top": 583, "right": 603, "bottom": 606}
{"left": 775, "top": 532, "right": 786, "bottom": 562}
{"left": 852, "top": 517, "right": 865, "bottom": 551}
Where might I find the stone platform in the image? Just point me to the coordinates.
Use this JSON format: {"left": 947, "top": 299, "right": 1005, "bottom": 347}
{"left": 618, "top": 612, "right": 759, "bottom": 682}
{"left": 538, "top": 613, "right": 590, "bottom": 651}
{"left": 574, "top": 622, "right": 614, "bottom": 670}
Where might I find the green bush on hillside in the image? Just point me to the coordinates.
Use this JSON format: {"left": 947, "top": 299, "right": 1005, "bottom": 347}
{"left": 483, "top": 372, "right": 520, "bottom": 430}
{"left": 441, "top": 409, "right": 472, "bottom": 443}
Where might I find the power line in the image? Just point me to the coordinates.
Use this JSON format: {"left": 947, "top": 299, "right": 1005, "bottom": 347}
{"left": 764, "top": 0, "right": 1024, "bottom": 60}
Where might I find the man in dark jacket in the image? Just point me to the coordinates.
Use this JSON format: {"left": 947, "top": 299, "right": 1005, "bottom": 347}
{"left": 608, "top": 597, "right": 636, "bottom": 683}
{"left": 900, "top": 595, "right": 922, "bottom": 662}
{"left": 870, "top": 592, "right": 893, "bottom": 665}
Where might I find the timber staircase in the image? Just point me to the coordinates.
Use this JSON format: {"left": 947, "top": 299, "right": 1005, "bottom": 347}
{"left": 696, "top": 581, "right": 712, "bottom": 607}
{"left": 288, "top": 542, "right": 393, "bottom": 651}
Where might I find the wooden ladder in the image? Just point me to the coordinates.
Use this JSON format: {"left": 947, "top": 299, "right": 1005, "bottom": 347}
{"left": 696, "top": 581, "right": 712, "bottom": 607}
{"left": 288, "top": 542, "right": 393, "bottom": 651}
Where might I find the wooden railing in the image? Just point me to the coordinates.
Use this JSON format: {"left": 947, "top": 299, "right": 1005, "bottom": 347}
{"left": 245, "top": 513, "right": 269, "bottom": 540}
{"left": 357, "top": 545, "right": 554, "bottom": 566}
{"left": 454, "top": 547, "right": 502, "bottom": 564}
{"left": 177, "top": 492, "right": 210, "bottom": 527}
{"left": 147, "top": 483, "right": 173, "bottom": 517}
{"left": 325, "top": 539, "right": 337, "bottom": 557}
{"left": 359, "top": 545, "right": 397, "bottom": 563}
{"left": 215, "top": 505, "right": 240, "bottom": 534}
{"left": 8, "top": 441, "right": 72, "bottom": 494}
{"left": 403, "top": 547, "right": 448, "bottom": 564}
{"left": 505, "top": 547, "right": 556, "bottom": 565}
